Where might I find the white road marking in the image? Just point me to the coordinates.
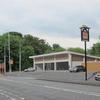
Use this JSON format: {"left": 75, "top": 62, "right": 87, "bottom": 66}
{"left": 0, "top": 77, "right": 100, "bottom": 97}
{"left": 44, "top": 86, "right": 100, "bottom": 97}
{"left": 0, "top": 91, "right": 16, "bottom": 100}
{"left": 2, "top": 90, "right": 24, "bottom": 100}
{"left": 0, "top": 89, "right": 24, "bottom": 100}
{"left": 6, "top": 76, "right": 36, "bottom": 80}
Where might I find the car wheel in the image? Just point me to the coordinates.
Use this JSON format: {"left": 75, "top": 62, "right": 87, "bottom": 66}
{"left": 95, "top": 78, "right": 97, "bottom": 81}
{"left": 70, "top": 71, "right": 72, "bottom": 73}
{"left": 76, "top": 70, "right": 78, "bottom": 72}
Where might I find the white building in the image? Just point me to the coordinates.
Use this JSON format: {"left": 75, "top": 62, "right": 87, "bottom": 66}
{"left": 29, "top": 51, "right": 100, "bottom": 71}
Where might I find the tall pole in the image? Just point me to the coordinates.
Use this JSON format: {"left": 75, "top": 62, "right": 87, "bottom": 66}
{"left": 80, "top": 25, "right": 90, "bottom": 81}
{"left": 8, "top": 33, "right": 11, "bottom": 72}
{"left": 84, "top": 41, "right": 87, "bottom": 80}
{"left": 19, "top": 40, "right": 21, "bottom": 72}
{"left": 4, "top": 44, "right": 6, "bottom": 74}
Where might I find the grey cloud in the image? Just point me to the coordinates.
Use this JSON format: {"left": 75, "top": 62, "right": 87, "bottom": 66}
{"left": 0, "top": 0, "right": 100, "bottom": 39}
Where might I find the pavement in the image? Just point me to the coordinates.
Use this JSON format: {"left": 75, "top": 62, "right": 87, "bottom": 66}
{"left": 5, "top": 71, "right": 100, "bottom": 86}
{"left": 0, "top": 74, "right": 100, "bottom": 100}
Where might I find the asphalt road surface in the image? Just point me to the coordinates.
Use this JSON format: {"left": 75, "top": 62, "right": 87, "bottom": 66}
{"left": 0, "top": 75, "right": 100, "bottom": 100}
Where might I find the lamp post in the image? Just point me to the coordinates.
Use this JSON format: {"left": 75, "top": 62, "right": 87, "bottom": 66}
{"left": 4, "top": 43, "right": 6, "bottom": 74}
{"left": 19, "top": 39, "right": 22, "bottom": 72}
{"left": 80, "top": 25, "right": 90, "bottom": 80}
{"left": 8, "top": 32, "right": 12, "bottom": 72}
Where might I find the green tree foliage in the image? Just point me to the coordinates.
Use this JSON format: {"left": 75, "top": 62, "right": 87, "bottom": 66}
{"left": 52, "top": 44, "right": 65, "bottom": 52}
{"left": 23, "top": 34, "right": 52, "bottom": 54}
{"left": 88, "top": 42, "right": 100, "bottom": 57}
{"left": 67, "top": 47, "right": 84, "bottom": 54}
{"left": 0, "top": 36, "right": 5, "bottom": 63}
{"left": 0, "top": 32, "right": 23, "bottom": 71}
{"left": 0, "top": 32, "right": 65, "bottom": 71}
{"left": 21, "top": 46, "right": 35, "bottom": 70}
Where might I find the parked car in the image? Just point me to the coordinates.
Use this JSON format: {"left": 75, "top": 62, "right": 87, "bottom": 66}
{"left": 69, "top": 67, "right": 77, "bottom": 72}
{"left": 94, "top": 72, "right": 100, "bottom": 81}
{"left": 69, "top": 65, "right": 85, "bottom": 72}
{"left": 24, "top": 67, "right": 35, "bottom": 72}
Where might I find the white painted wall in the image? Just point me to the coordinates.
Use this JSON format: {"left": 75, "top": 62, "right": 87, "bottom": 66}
{"left": 72, "top": 61, "right": 83, "bottom": 68}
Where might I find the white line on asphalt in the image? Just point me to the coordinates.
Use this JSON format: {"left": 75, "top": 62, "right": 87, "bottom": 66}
{"left": 44, "top": 86, "right": 100, "bottom": 97}
{"left": 6, "top": 76, "right": 36, "bottom": 80}
{"left": 2, "top": 90, "right": 24, "bottom": 100}
{"left": 0, "top": 91, "right": 16, "bottom": 100}
{"left": 0, "top": 89, "right": 24, "bottom": 100}
{"left": 1, "top": 78, "right": 100, "bottom": 97}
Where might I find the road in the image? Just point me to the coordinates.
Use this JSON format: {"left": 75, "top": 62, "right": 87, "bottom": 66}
{"left": 0, "top": 75, "right": 100, "bottom": 100}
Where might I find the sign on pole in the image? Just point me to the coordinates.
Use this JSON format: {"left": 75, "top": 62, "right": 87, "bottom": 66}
{"left": 81, "top": 25, "right": 89, "bottom": 41}
{"left": 80, "top": 25, "right": 90, "bottom": 81}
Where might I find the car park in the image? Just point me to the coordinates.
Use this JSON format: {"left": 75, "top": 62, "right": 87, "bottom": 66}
{"left": 24, "top": 67, "right": 35, "bottom": 72}
{"left": 94, "top": 72, "right": 100, "bottom": 81}
{"left": 69, "top": 65, "right": 85, "bottom": 72}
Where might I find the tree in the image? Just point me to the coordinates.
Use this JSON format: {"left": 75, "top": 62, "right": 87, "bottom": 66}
{"left": 0, "top": 32, "right": 67, "bottom": 71}
{"left": 21, "top": 45, "right": 35, "bottom": 70}
{"left": 23, "top": 34, "right": 52, "bottom": 54}
{"left": 2, "top": 32, "right": 23, "bottom": 71}
{"left": 88, "top": 42, "right": 100, "bottom": 57}
{"left": 67, "top": 47, "right": 84, "bottom": 54}
{"left": 0, "top": 32, "right": 54, "bottom": 71}
{"left": 53, "top": 44, "right": 65, "bottom": 52}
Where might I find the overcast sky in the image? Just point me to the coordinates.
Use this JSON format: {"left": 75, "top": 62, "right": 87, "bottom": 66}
{"left": 0, "top": 0, "right": 100, "bottom": 49}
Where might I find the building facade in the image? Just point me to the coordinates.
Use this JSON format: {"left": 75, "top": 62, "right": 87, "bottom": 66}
{"left": 29, "top": 51, "right": 100, "bottom": 71}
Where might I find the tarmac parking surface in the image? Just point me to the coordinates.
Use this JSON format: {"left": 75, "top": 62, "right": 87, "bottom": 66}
{"left": 0, "top": 72, "right": 100, "bottom": 100}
